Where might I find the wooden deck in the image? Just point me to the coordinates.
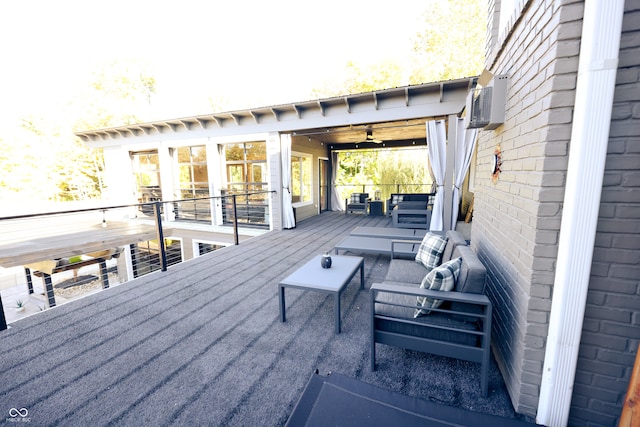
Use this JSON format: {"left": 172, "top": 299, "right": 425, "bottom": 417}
{"left": 0, "top": 212, "right": 522, "bottom": 426}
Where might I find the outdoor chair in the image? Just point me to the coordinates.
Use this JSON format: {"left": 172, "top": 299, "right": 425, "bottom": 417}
{"left": 370, "top": 235, "right": 492, "bottom": 396}
{"left": 345, "top": 193, "right": 370, "bottom": 214}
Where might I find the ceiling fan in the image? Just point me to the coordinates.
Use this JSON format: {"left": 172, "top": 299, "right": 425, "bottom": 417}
{"left": 365, "top": 129, "right": 382, "bottom": 143}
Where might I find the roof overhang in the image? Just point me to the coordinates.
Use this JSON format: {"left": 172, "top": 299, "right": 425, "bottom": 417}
{"left": 76, "top": 77, "right": 477, "bottom": 148}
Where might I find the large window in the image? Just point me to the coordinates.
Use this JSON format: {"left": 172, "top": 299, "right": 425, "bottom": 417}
{"left": 225, "top": 142, "right": 267, "bottom": 193}
{"left": 131, "top": 151, "right": 161, "bottom": 215}
{"left": 223, "top": 141, "right": 268, "bottom": 226}
{"left": 291, "top": 152, "right": 312, "bottom": 204}
{"left": 176, "top": 146, "right": 208, "bottom": 199}
{"left": 174, "top": 146, "right": 210, "bottom": 222}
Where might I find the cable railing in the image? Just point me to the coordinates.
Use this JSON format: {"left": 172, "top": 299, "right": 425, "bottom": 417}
{"left": 0, "top": 191, "right": 275, "bottom": 331}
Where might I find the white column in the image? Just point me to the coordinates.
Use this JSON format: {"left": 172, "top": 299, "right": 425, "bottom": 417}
{"left": 537, "top": 2, "right": 624, "bottom": 426}
{"left": 266, "top": 132, "right": 283, "bottom": 231}
{"left": 207, "top": 141, "right": 224, "bottom": 226}
{"left": 443, "top": 114, "right": 457, "bottom": 231}
{"left": 102, "top": 146, "right": 136, "bottom": 205}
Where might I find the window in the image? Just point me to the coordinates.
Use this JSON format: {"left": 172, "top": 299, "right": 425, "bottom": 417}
{"left": 291, "top": 153, "right": 312, "bottom": 204}
{"left": 224, "top": 142, "right": 267, "bottom": 194}
{"left": 176, "top": 146, "right": 208, "bottom": 199}
{"left": 131, "top": 151, "right": 161, "bottom": 215}
{"left": 223, "top": 141, "right": 269, "bottom": 226}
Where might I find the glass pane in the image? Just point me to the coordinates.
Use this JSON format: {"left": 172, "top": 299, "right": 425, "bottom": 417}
{"left": 245, "top": 142, "right": 266, "bottom": 161}
{"left": 291, "top": 157, "right": 301, "bottom": 199}
{"left": 193, "top": 165, "right": 208, "bottom": 182}
{"left": 190, "top": 146, "right": 206, "bottom": 162}
{"left": 140, "top": 171, "right": 159, "bottom": 187}
{"left": 227, "top": 165, "right": 244, "bottom": 183}
{"left": 179, "top": 165, "right": 192, "bottom": 183}
{"left": 146, "top": 154, "right": 159, "bottom": 168}
{"left": 225, "top": 143, "right": 244, "bottom": 161}
{"left": 177, "top": 147, "right": 191, "bottom": 163}
{"left": 302, "top": 156, "right": 312, "bottom": 202}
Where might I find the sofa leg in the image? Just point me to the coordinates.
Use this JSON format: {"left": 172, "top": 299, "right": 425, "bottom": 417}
{"left": 481, "top": 362, "right": 488, "bottom": 396}
{"left": 370, "top": 342, "right": 376, "bottom": 371}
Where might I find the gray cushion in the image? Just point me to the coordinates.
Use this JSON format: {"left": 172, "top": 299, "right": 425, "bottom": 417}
{"left": 441, "top": 230, "right": 467, "bottom": 262}
{"left": 415, "top": 257, "right": 462, "bottom": 317}
{"left": 415, "top": 232, "right": 448, "bottom": 269}
{"left": 451, "top": 246, "right": 486, "bottom": 294}
{"left": 386, "top": 259, "right": 429, "bottom": 284}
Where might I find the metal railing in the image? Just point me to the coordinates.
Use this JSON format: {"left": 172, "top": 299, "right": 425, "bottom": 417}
{"left": 0, "top": 191, "right": 275, "bottom": 331}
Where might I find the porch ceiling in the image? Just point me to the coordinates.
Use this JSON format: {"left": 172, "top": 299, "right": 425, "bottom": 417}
{"left": 292, "top": 118, "right": 431, "bottom": 150}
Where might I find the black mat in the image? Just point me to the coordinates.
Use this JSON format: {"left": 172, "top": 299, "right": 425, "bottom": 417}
{"left": 286, "top": 372, "right": 540, "bottom": 427}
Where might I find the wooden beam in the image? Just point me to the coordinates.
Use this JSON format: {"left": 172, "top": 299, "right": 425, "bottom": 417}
{"left": 620, "top": 344, "right": 640, "bottom": 427}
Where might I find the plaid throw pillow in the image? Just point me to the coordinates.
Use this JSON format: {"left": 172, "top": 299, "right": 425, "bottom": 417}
{"left": 350, "top": 194, "right": 360, "bottom": 203}
{"left": 415, "top": 232, "right": 448, "bottom": 270}
{"left": 414, "top": 257, "right": 462, "bottom": 317}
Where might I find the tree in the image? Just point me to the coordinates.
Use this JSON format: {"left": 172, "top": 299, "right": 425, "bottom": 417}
{"left": 0, "top": 60, "right": 158, "bottom": 204}
{"left": 312, "top": 60, "right": 408, "bottom": 99}
{"left": 311, "top": 0, "right": 485, "bottom": 98}
{"left": 409, "top": 0, "right": 486, "bottom": 83}
{"left": 335, "top": 148, "right": 432, "bottom": 202}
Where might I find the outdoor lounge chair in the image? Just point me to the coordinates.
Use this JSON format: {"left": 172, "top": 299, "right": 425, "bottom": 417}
{"left": 334, "top": 235, "right": 420, "bottom": 258}
{"left": 349, "top": 226, "right": 427, "bottom": 240}
{"left": 370, "top": 240, "right": 492, "bottom": 396}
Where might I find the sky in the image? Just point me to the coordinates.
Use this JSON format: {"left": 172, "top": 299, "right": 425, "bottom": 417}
{"left": 0, "top": 0, "right": 428, "bottom": 129}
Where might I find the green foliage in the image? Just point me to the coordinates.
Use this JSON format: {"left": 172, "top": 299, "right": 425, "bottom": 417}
{"left": 312, "top": 60, "right": 407, "bottom": 99}
{"left": 0, "top": 60, "right": 154, "bottom": 204}
{"left": 409, "top": 0, "right": 486, "bottom": 83}
{"left": 311, "top": 0, "right": 485, "bottom": 98}
{"left": 335, "top": 148, "right": 432, "bottom": 202}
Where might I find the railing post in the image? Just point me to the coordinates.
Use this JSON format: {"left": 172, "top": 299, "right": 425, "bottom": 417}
{"left": 153, "top": 202, "right": 168, "bottom": 271}
{"left": 232, "top": 195, "right": 239, "bottom": 245}
{"left": 0, "top": 294, "right": 7, "bottom": 331}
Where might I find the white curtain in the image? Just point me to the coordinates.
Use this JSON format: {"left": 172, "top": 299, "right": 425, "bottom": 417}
{"left": 330, "top": 151, "right": 344, "bottom": 211}
{"left": 281, "top": 134, "right": 296, "bottom": 229}
{"left": 427, "top": 120, "right": 447, "bottom": 231}
{"left": 451, "top": 118, "right": 479, "bottom": 230}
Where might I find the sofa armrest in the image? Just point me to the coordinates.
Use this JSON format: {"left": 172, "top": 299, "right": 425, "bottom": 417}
{"left": 371, "top": 282, "right": 491, "bottom": 308}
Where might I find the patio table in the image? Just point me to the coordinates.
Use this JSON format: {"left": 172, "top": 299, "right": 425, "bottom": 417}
{"left": 279, "top": 254, "right": 364, "bottom": 334}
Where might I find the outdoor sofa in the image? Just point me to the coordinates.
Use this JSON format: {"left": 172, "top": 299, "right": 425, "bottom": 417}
{"left": 388, "top": 193, "right": 434, "bottom": 229}
{"left": 387, "top": 192, "right": 433, "bottom": 215}
{"left": 370, "top": 230, "right": 492, "bottom": 396}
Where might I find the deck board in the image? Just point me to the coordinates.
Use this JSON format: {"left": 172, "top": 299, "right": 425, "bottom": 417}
{"left": 0, "top": 212, "right": 523, "bottom": 426}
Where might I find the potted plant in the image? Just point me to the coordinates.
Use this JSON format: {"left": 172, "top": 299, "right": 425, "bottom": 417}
{"left": 15, "top": 299, "right": 26, "bottom": 312}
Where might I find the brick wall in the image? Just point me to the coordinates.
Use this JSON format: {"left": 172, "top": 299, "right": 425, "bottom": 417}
{"left": 474, "top": 0, "right": 582, "bottom": 417}
{"left": 477, "top": 0, "right": 640, "bottom": 423}
{"left": 569, "top": 3, "right": 640, "bottom": 426}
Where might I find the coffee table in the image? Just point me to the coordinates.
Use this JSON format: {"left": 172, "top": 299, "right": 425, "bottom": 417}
{"left": 279, "top": 254, "right": 364, "bottom": 334}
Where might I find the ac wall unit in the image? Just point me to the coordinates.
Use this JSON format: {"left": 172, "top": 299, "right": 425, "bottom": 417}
{"left": 464, "top": 75, "right": 508, "bottom": 130}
